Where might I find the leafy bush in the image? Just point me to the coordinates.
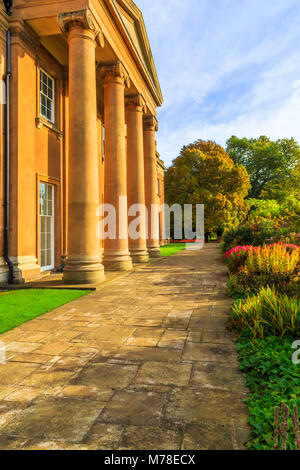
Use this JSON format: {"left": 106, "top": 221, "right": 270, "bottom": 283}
{"left": 227, "top": 271, "right": 300, "bottom": 299}
{"left": 237, "top": 335, "right": 300, "bottom": 450}
{"left": 221, "top": 197, "right": 300, "bottom": 253}
{"left": 228, "top": 286, "right": 300, "bottom": 339}
{"left": 221, "top": 221, "right": 275, "bottom": 253}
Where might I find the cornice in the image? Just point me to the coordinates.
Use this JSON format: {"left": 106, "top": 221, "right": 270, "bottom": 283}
{"left": 0, "top": 9, "right": 8, "bottom": 41}
{"left": 10, "top": 18, "right": 40, "bottom": 52}
{"left": 0, "top": 7, "right": 8, "bottom": 28}
{"left": 106, "top": 0, "right": 163, "bottom": 107}
{"left": 156, "top": 154, "right": 166, "bottom": 171}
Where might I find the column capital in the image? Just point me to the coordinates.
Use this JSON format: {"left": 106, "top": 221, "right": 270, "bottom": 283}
{"left": 125, "top": 94, "right": 146, "bottom": 112}
{"left": 143, "top": 115, "right": 158, "bottom": 132}
{"left": 100, "top": 61, "right": 131, "bottom": 88}
{"left": 58, "top": 8, "right": 105, "bottom": 47}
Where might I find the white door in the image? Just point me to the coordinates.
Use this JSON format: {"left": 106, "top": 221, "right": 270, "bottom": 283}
{"left": 39, "top": 182, "right": 54, "bottom": 271}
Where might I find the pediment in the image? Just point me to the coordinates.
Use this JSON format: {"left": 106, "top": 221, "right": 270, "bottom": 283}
{"left": 107, "top": 0, "right": 163, "bottom": 106}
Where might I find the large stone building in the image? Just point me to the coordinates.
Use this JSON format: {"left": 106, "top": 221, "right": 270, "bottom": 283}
{"left": 0, "top": 0, "right": 165, "bottom": 285}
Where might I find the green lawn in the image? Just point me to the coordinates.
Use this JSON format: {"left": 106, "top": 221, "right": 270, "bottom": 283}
{"left": 160, "top": 243, "right": 186, "bottom": 257}
{"left": 0, "top": 289, "right": 91, "bottom": 335}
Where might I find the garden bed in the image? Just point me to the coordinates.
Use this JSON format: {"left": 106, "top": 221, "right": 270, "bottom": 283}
{"left": 237, "top": 334, "right": 299, "bottom": 450}
{"left": 223, "top": 241, "right": 300, "bottom": 450}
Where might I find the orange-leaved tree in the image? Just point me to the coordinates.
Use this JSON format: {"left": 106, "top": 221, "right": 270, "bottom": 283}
{"left": 165, "top": 140, "right": 251, "bottom": 233}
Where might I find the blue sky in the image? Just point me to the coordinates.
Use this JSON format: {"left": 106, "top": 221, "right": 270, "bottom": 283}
{"left": 136, "top": 0, "right": 300, "bottom": 167}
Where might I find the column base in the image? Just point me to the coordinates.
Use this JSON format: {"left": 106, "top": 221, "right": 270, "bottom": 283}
{"left": 0, "top": 257, "right": 9, "bottom": 284}
{"left": 10, "top": 256, "right": 41, "bottom": 284}
{"left": 63, "top": 256, "right": 105, "bottom": 285}
{"left": 103, "top": 250, "right": 133, "bottom": 272}
{"left": 130, "top": 249, "right": 149, "bottom": 264}
{"left": 147, "top": 246, "right": 162, "bottom": 258}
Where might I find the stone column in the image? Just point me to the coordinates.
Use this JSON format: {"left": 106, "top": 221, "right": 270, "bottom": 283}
{"left": 126, "top": 95, "right": 149, "bottom": 263}
{"left": 58, "top": 10, "right": 105, "bottom": 284}
{"left": 143, "top": 116, "right": 161, "bottom": 257}
{"left": 101, "top": 62, "right": 133, "bottom": 271}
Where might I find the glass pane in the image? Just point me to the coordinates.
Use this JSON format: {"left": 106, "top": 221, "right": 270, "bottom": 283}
{"left": 46, "top": 217, "right": 51, "bottom": 233}
{"left": 41, "top": 233, "right": 46, "bottom": 250}
{"left": 45, "top": 184, "right": 50, "bottom": 202}
{"left": 41, "top": 217, "right": 46, "bottom": 233}
{"left": 46, "top": 249, "right": 51, "bottom": 266}
{"left": 47, "top": 200, "right": 52, "bottom": 216}
{"left": 46, "top": 233, "right": 51, "bottom": 250}
{"left": 42, "top": 199, "right": 47, "bottom": 216}
{"left": 41, "top": 105, "right": 46, "bottom": 117}
{"left": 48, "top": 184, "right": 53, "bottom": 201}
{"left": 41, "top": 251, "right": 45, "bottom": 267}
{"left": 41, "top": 71, "right": 47, "bottom": 85}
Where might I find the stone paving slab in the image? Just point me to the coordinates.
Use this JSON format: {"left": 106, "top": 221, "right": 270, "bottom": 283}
{"left": 0, "top": 244, "right": 249, "bottom": 450}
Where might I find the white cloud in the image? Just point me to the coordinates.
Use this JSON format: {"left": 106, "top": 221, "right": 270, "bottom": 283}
{"left": 157, "top": 83, "right": 300, "bottom": 163}
{"left": 136, "top": 0, "right": 300, "bottom": 166}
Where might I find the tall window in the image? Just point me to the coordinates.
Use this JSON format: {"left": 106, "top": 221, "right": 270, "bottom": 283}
{"left": 157, "top": 178, "right": 160, "bottom": 197}
{"left": 40, "top": 182, "right": 55, "bottom": 271}
{"left": 40, "top": 70, "right": 55, "bottom": 123}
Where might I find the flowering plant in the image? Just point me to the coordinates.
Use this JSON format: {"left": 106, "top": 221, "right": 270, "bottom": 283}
{"left": 224, "top": 245, "right": 255, "bottom": 273}
{"left": 224, "top": 245, "right": 254, "bottom": 259}
{"left": 224, "top": 242, "right": 300, "bottom": 275}
{"left": 246, "top": 243, "right": 300, "bottom": 275}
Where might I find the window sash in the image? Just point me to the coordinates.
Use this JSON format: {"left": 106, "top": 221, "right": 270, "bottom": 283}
{"left": 39, "top": 182, "right": 55, "bottom": 270}
{"left": 40, "top": 70, "right": 55, "bottom": 123}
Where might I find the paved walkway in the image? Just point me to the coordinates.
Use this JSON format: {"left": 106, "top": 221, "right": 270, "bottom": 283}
{"left": 0, "top": 244, "right": 249, "bottom": 450}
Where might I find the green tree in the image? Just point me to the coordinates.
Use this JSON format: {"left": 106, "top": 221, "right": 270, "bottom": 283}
{"left": 226, "top": 135, "right": 300, "bottom": 199}
{"left": 165, "top": 140, "right": 251, "bottom": 233}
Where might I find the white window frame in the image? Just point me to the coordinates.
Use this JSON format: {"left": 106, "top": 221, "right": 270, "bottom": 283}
{"left": 40, "top": 69, "right": 55, "bottom": 124}
{"left": 39, "top": 182, "right": 55, "bottom": 272}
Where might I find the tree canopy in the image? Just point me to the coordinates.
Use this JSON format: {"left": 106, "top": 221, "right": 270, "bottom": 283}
{"left": 226, "top": 135, "right": 300, "bottom": 200}
{"left": 165, "top": 140, "right": 251, "bottom": 233}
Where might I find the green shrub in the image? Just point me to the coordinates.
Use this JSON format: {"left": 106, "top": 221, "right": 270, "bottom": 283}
{"left": 221, "top": 221, "right": 275, "bottom": 253}
{"left": 221, "top": 210, "right": 300, "bottom": 253}
{"left": 222, "top": 224, "right": 257, "bottom": 253}
{"left": 227, "top": 271, "right": 300, "bottom": 299}
{"left": 228, "top": 286, "right": 300, "bottom": 339}
{"left": 237, "top": 335, "right": 300, "bottom": 450}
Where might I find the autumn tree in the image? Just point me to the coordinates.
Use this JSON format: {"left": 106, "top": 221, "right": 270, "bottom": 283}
{"left": 226, "top": 136, "right": 300, "bottom": 200}
{"left": 165, "top": 140, "right": 251, "bottom": 234}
